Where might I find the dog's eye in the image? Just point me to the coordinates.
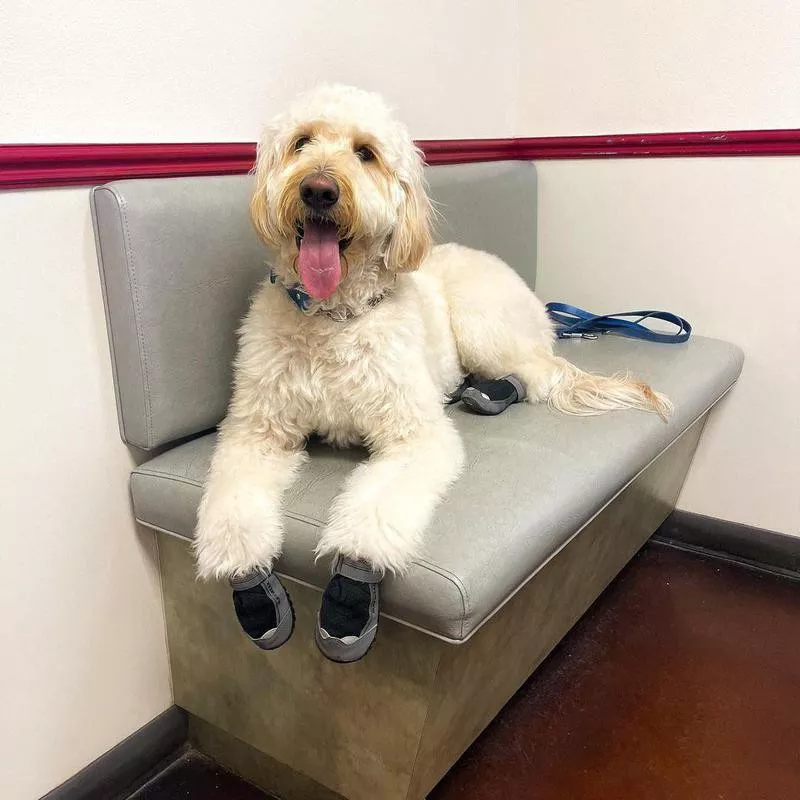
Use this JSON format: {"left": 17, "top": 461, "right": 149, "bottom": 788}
{"left": 293, "top": 136, "right": 311, "bottom": 152}
{"left": 354, "top": 145, "right": 375, "bottom": 162}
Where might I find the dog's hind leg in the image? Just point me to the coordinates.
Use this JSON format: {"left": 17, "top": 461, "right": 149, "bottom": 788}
{"left": 432, "top": 244, "right": 671, "bottom": 417}
{"left": 454, "top": 316, "right": 672, "bottom": 418}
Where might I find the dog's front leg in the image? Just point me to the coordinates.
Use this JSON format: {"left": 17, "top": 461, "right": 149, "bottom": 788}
{"left": 195, "top": 418, "right": 306, "bottom": 581}
{"left": 317, "top": 411, "right": 465, "bottom": 574}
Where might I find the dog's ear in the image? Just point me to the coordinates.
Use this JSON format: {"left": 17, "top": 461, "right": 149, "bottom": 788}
{"left": 384, "top": 145, "right": 432, "bottom": 273}
{"left": 249, "top": 125, "right": 282, "bottom": 247}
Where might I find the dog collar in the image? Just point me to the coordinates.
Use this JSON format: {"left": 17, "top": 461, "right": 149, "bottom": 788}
{"left": 269, "top": 271, "right": 389, "bottom": 322}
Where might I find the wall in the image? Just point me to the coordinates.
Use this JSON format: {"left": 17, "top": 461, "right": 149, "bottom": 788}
{"left": 521, "top": 1, "right": 800, "bottom": 536}
{"left": 519, "top": 1, "right": 800, "bottom": 136}
{"left": 1, "top": 0, "right": 519, "bottom": 142}
{"left": 0, "top": 189, "right": 173, "bottom": 800}
{"left": 0, "top": 2, "right": 520, "bottom": 798}
{"left": 534, "top": 157, "right": 800, "bottom": 535}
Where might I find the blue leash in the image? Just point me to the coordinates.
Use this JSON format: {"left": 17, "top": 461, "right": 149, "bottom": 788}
{"left": 546, "top": 302, "right": 692, "bottom": 344}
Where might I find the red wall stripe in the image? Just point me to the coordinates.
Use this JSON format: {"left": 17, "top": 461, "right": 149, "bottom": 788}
{"left": 2, "top": 129, "right": 800, "bottom": 190}
{"left": 0, "top": 143, "right": 255, "bottom": 190}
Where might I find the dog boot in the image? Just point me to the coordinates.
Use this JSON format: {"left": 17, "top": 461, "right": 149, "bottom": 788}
{"left": 444, "top": 374, "right": 474, "bottom": 404}
{"left": 230, "top": 568, "right": 295, "bottom": 650}
{"left": 315, "top": 555, "right": 381, "bottom": 663}
{"left": 461, "top": 374, "right": 526, "bottom": 416}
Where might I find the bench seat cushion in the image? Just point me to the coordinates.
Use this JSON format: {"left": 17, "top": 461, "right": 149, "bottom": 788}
{"left": 132, "top": 334, "right": 742, "bottom": 642}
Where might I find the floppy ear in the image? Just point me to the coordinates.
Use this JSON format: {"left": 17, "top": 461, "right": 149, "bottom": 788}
{"left": 249, "top": 125, "right": 282, "bottom": 247}
{"left": 384, "top": 145, "right": 432, "bottom": 273}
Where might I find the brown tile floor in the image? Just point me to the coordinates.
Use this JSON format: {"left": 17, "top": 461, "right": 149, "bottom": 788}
{"left": 431, "top": 543, "right": 800, "bottom": 800}
{"left": 131, "top": 543, "right": 800, "bottom": 799}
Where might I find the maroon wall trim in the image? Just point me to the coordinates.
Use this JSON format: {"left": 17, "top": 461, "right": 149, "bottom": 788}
{"left": 2, "top": 129, "right": 800, "bottom": 190}
{"left": 0, "top": 143, "right": 256, "bottom": 190}
{"left": 513, "top": 129, "right": 800, "bottom": 159}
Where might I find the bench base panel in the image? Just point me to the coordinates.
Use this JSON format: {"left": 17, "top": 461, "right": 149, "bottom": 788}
{"left": 159, "top": 415, "right": 706, "bottom": 800}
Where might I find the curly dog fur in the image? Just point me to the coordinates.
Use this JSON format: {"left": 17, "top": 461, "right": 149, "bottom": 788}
{"left": 195, "top": 84, "right": 671, "bottom": 581}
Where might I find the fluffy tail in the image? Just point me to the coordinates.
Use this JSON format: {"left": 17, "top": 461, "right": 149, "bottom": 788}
{"left": 523, "top": 351, "right": 673, "bottom": 420}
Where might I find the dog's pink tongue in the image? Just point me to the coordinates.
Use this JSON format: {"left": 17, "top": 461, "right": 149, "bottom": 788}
{"left": 297, "top": 219, "right": 341, "bottom": 300}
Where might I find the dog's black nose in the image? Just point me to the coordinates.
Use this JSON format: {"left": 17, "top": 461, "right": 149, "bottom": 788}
{"left": 299, "top": 174, "right": 339, "bottom": 212}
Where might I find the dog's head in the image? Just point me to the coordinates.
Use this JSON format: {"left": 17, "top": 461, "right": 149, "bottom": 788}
{"left": 250, "top": 85, "right": 432, "bottom": 300}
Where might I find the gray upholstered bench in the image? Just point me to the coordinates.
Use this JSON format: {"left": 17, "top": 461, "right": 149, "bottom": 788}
{"left": 91, "top": 163, "right": 743, "bottom": 800}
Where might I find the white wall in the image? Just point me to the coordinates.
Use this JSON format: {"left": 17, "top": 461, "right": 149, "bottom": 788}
{"left": 534, "top": 157, "right": 800, "bottom": 535}
{"left": 0, "top": 189, "right": 172, "bottom": 800}
{"left": 1, "top": 0, "right": 519, "bottom": 142}
{"left": 0, "top": 3, "right": 520, "bottom": 798}
{"left": 521, "top": 2, "right": 800, "bottom": 536}
{"left": 519, "top": 1, "right": 800, "bottom": 135}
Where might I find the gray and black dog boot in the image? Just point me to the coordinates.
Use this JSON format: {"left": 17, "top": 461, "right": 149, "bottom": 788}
{"left": 444, "top": 374, "right": 475, "bottom": 404}
{"left": 315, "top": 555, "right": 381, "bottom": 663}
{"left": 461, "top": 374, "right": 526, "bottom": 416}
{"left": 230, "top": 568, "right": 295, "bottom": 650}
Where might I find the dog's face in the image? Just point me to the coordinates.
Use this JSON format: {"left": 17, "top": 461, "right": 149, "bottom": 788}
{"left": 250, "top": 85, "right": 432, "bottom": 301}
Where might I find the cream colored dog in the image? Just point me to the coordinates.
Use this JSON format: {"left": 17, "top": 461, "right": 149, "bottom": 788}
{"left": 195, "top": 84, "right": 670, "bottom": 581}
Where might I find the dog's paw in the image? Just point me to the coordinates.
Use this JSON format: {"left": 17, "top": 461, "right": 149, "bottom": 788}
{"left": 194, "top": 487, "right": 283, "bottom": 582}
{"left": 316, "top": 495, "right": 422, "bottom": 575}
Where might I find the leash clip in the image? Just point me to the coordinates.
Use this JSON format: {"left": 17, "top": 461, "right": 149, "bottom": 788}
{"left": 559, "top": 331, "right": 598, "bottom": 340}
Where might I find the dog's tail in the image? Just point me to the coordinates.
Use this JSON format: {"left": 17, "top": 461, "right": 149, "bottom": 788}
{"left": 522, "top": 350, "right": 673, "bottom": 420}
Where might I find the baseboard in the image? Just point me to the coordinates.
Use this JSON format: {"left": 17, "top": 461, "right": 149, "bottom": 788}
{"left": 40, "top": 706, "right": 188, "bottom": 800}
{"left": 652, "top": 510, "right": 800, "bottom": 580}
{"left": 188, "top": 714, "right": 340, "bottom": 800}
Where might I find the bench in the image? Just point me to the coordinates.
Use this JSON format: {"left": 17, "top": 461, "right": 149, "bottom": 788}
{"left": 91, "top": 162, "right": 743, "bottom": 800}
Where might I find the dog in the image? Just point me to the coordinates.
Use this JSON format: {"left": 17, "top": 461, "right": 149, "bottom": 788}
{"left": 194, "top": 84, "right": 670, "bottom": 582}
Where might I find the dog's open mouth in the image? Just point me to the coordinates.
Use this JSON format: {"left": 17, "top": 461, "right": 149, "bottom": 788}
{"left": 295, "top": 218, "right": 351, "bottom": 301}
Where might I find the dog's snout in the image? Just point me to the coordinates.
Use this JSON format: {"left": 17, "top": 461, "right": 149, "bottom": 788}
{"left": 299, "top": 175, "right": 339, "bottom": 213}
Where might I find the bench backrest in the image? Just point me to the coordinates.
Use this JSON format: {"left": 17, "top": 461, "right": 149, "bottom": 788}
{"left": 91, "top": 161, "right": 537, "bottom": 451}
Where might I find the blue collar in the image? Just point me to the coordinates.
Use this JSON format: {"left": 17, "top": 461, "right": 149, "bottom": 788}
{"left": 269, "top": 271, "right": 313, "bottom": 312}
{"left": 269, "top": 270, "right": 391, "bottom": 321}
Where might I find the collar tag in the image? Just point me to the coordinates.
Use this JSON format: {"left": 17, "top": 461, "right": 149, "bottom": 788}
{"left": 269, "top": 270, "right": 389, "bottom": 321}
{"left": 286, "top": 285, "right": 312, "bottom": 312}
{"left": 270, "top": 271, "right": 312, "bottom": 312}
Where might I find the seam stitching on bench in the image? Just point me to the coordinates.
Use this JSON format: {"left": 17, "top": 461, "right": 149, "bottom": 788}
{"left": 285, "top": 510, "right": 325, "bottom": 528}
{"left": 414, "top": 558, "right": 470, "bottom": 639}
{"left": 133, "top": 471, "right": 202, "bottom": 489}
{"left": 92, "top": 188, "right": 130, "bottom": 453}
{"left": 117, "top": 190, "right": 154, "bottom": 448}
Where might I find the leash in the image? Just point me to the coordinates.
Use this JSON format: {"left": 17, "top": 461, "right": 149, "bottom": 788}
{"left": 546, "top": 302, "right": 692, "bottom": 344}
